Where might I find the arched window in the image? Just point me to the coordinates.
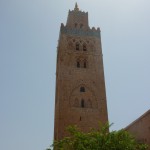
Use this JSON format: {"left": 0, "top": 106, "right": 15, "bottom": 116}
{"left": 80, "top": 87, "right": 85, "bottom": 92}
{"left": 77, "top": 61, "right": 80, "bottom": 68}
{"left": 81, "top": 99, "right": 85, "bottom": 108}
{"left": 83, "top": 44, "right": 87, "bottom": 51}
{"left": 76, "top": 43, "right": 80, "bottom": 50}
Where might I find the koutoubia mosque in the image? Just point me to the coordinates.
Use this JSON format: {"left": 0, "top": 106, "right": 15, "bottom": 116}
{"left": 53, "top": 3, "right": 150, "bottom": 146}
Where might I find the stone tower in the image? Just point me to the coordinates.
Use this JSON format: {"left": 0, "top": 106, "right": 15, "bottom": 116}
{"left": 54, "top": 3, "right": 108, "bottom": 140}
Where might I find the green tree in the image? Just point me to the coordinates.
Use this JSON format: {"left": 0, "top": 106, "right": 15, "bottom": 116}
{"left": 48, "top": 123, "right": 148, "bottom": 150}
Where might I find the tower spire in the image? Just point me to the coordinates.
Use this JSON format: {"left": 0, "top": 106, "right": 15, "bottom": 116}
{"left": 74, "top": 2, "right": 79, "bottom": 11}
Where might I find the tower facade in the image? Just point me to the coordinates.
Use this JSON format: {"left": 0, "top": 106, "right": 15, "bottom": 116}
{"left": 54, "top": 4, "right": 108, "bottom": 140}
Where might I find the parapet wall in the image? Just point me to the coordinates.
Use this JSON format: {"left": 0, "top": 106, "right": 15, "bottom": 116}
{"left": 60, "top": 23, "right": 100, "bottom": 38}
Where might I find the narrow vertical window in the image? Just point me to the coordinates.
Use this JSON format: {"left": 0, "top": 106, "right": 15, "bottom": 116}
{"left": 81, "top": 99, "right": 85, "bottom": 108}
{"left": 83, "top": 44, "right": 87, "bottom": 51}
{"left": 75, "top": 23, "right": 77, "bottom": 28}
{"left": 76, "top": 43, "right": 79, "bottom": 50}
{"left": 80, "top": 116, "right": 81, "bottom": 121}
{"left": 77, "top": 61, "right": 80, "bottom": 68}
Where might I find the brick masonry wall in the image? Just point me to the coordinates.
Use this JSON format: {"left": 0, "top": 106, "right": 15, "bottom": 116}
{"left": 54, "top": 5, "right": 108, "bottom": 140}
{"left": 125, "top": 110, "right": 150, "bottom": 147}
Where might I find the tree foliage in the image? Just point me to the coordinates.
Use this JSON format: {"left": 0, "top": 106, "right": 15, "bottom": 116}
{"left": 48, "top": 123, "right": 148, "bottom": 150}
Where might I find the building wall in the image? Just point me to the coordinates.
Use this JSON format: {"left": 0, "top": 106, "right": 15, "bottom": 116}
{"left": 54, "top": 4, "right": 108, "bottom": 141}
{"left": 125, "top": 110, "right": 150, "bottom": 147}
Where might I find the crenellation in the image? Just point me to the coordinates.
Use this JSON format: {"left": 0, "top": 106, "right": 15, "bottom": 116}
{"left": 69, "top": 10, "right": 88, "bottom": 15}
{"left": 61, "top": 25, "right": 100, "bottom": 38}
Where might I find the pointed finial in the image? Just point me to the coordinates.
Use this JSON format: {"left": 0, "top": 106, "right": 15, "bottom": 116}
{"left": 74, "top": 2, "right": 79, "bottom": 11}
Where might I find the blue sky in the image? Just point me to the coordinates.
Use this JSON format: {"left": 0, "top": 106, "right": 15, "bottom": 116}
{"left": 0, "top": 0, "right": 150, "bottom": 150}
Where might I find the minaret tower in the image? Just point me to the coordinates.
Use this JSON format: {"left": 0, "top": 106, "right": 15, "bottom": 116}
{"left": 54, "top": 3, "right": 108, "bottom": 140}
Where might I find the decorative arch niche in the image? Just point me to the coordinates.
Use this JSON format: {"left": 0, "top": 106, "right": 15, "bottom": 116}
{"left": 69, "top": 84, "right": 98, "bottom": 109}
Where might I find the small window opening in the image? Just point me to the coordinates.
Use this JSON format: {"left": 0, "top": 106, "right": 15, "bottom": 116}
{"left": 76, "top": 43, "right": 79, "bottom": 50}
{"left": 81, "top": 99, "right": 85, "bottom": 108}
{"left": 80, "top": 24, "right": 83, "bottom": 28}
{"left": 80, "top": 87, "right": 85, "bottom": 92}
{"left": 77, "top": 61, "right": 80, "bottom": 68}
{"left": 83, "top": 44, "right": 87, "bottom": 51}
{"left": 75, "top": 23, "right": 77, "bottom": 28}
